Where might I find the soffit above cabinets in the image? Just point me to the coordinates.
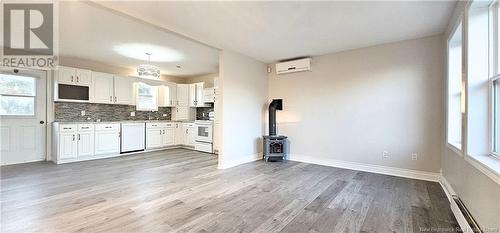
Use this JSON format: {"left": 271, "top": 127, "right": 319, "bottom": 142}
{"left": 59, "top": 1, "right": 219, "bottom": 78}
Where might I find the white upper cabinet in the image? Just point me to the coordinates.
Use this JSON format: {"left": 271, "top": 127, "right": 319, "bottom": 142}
{"left": 75, "top": 69, "right": 92, "bottom": 86}
{"left": 57, "top": 66, "right": 92, "bottom": 86}
{"left": 92, "top": 72, "right": 114, "bottom": 104}
{"left": 158, "top": 83, "right": 177, "bottom": 107}
{"left": 176, "top": 84, "right": 189, "bottom": 107}
{"left": 58, "top": 66, "right": 75, "bottom": 85}
{"left": 113, "top": 76, "right": 134, "bottom": 105}
{"left": 91, "top": 73, "right": 133, "bottom": 105}
{"left": 189, "top": 82, "right": 208, "bottom": 107}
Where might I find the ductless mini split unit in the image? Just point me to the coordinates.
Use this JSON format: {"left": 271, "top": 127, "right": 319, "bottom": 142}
{"left": 275, "top": 57, "right": 311, "bottom": 74}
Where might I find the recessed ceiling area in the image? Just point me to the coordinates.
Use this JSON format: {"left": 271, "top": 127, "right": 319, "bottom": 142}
{"left": 96, "top": 1, "right": 456, "bottom": 63}
{"left": 58, "top": 1, "right": 219, "bottom": 77}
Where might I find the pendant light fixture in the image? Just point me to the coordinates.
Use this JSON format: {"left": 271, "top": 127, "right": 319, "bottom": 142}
{"left": 137, "top": 52, "right": 161, "bottom": 79}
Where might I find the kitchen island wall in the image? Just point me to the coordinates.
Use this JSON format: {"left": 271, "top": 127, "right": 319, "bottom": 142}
{"left": 55, "top": 102, "right": 171, "bottom": 122}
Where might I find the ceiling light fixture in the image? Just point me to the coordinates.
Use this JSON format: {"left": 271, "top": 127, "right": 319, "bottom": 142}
{"left": 137, "top": 53, "right": 160, "bottom": 79}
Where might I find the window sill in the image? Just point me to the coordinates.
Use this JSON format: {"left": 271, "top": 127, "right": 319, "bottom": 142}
{"left": 465, "top": 154, "right": 500, "bottom": 185}
{"left": 447, "top": 142, "right": 463, "bottom": 156}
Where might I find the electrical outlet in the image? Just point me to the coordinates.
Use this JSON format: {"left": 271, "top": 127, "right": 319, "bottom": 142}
{"left": 130, "top": 111, "right": 135, "bottom": 117}
{"left": 163, "top": 114, "right": 167, "bottom": 117}
{"left": 412, "top": 153, "right": 418, "bottom": 161}
{"left": 81, "top": 110, "right": 85, "bottom": 116}
{"left": 383, "top": 151, "right": 389, "bottom": 158}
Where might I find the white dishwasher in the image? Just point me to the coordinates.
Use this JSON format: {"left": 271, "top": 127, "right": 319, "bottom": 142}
{"left": 121, "top": 123, "right": 146, "bottom": 153}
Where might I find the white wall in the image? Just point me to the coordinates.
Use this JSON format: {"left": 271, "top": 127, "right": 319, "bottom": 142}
{"left": 441, "top": 1, "right": 500, "bottom": 230}
{"left": 268, "top": 35, "right": 444, "bottom": 174}
{"left": 218, "top": 50, "right": 268, "bottom": 169}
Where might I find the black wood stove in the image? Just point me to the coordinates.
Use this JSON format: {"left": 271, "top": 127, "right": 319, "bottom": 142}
{"left": 263, "top": 99, "right": 289, "bottom": 162}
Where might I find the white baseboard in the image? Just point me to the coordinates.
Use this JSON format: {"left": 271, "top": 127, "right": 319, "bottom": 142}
{"left": 438, "top": 175, "right": 456, "bottom": 202}
{"left": 218, "top": 153, "right": 262, "bottom": 169}
{"left": 289, "top": 154, "right": 440, "bottom": 182}
{"left": 439, "top": 175, "right": 479, "bottom": 233}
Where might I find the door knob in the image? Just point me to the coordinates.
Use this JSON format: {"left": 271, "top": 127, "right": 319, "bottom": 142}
{"left": 39, "top": 121, "right": 45, "bottom": 124}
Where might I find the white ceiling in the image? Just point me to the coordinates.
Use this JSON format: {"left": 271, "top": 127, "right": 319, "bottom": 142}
{"left": 96, "top": 1, "right": 456, "bottom": 63}
{"left": 58, "top": 1, "right": 219, "bottom": 77}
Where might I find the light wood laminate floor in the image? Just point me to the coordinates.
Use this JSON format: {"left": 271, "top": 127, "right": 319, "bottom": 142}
{"left": 1, "top": 149, "right": 458, "bottom": 232}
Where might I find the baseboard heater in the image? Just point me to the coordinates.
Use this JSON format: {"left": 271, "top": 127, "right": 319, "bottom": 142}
{"left": 450, "top": 195, "right": 482, "bottom": 233}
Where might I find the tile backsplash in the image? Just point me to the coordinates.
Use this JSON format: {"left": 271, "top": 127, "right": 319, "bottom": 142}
{"left": 196, "top": 107, "right": 214, "bottom": 120}
{"left": 55, "top": 102, "right": 171, "bottom": 122}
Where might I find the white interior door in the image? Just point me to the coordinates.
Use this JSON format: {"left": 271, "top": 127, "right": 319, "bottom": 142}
{"left": 0, "top": 68, "right": 47, "bottom": 165}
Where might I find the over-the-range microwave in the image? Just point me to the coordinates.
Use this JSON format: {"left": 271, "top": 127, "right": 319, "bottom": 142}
{"left": 56, "top": 84, "right": 90, "bottom": 101}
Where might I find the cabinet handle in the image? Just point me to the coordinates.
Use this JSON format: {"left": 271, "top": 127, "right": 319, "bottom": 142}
{"left": 78, "top": 134, "right": 81, "bottom": 140}
{"left": 160, "top": 130, "right": 162, "bottom": 135}
{"left": 114, "top": 96, "right": 117, "bottom": 102}
{"left": 186, "top": 129, "right": 188, "bottom": 134}
{"left": 110, "top": 96, "right": 112, "bottom": 102}
{"left": 77, "top": 76, "right": 79, "bottom": 82}
{"left": 163, "top": 129, "right": 165, "bottom": 134}
{"left": 71, "top": 76, "right": 74, "bottom": 82}
{"left": 72, "top": 134, "right": 75, "bottom": 141}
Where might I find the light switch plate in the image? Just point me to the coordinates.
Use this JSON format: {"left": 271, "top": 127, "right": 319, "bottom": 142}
{"left": 81, "top": 110, "right": 85, "bottom": 116}
{"left": 130, "top": 111, "right": 135, "bottom": 116}
{"left": 163, "top": 114, "right": 167, "bottom": 117}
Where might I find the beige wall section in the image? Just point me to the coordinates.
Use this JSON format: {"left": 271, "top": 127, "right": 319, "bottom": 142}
{"left": 442, "top": 148, "right": 500, "bottom": 229}
{"left": 268, "top": 35, "right": 444, "bottom": 173}
{"left": 184, "top": 73, "right": 218, "bottom": 87}
{"left": 59, "top": 56, "right": 185, "bottom": 83}
{"left": 218, "top": 50, "right": 267, "bottom": 169}
{"left": 441, "top": 1, "right": 500, "bottom": 230}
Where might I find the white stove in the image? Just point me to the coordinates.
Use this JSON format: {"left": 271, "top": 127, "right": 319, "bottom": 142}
{"left": 195, "top": 120, "right": 213, "bottom": 153}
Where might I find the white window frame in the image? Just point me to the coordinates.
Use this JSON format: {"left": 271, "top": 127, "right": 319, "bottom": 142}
{"left": 135, "top": 82, "right": 158, "bottom": 111}
{"left": 0, "top": 74, "right": 38, "bottom": 118}
{"left": 446, "top": 17, "right": 465, "bottom": 155}
{"left": 490, "top": 0, "right": 500, "bottom": 159}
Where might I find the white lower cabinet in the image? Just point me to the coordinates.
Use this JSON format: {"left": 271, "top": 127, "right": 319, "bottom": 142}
{"left": 54, "top": 121, "right": 198, "bottom": 164}
{"left": 54, "top": 123, "right": 97, "bottom": 163}
{"left": 175, "top": 123, "right": 185, "bottom": 145}
{"left": 59, "top": 132, "right": 78, "bottom": 159}
{"left": 185, "top": 123, "right": 195, "bottom": 147}
{"left": 146, "top": 128, "right": 163, "bottom": 149}
{"left": 77, "top": 124, "right": 94, "bottom": 157}
{"left": 146, "top": 123, "right": 175, "bottom": 149}
{"left": 163, "top": 127, "right": 175, "bottom": 146}
{"left": 94, "top": 124, "right": 120, "bottom": 155}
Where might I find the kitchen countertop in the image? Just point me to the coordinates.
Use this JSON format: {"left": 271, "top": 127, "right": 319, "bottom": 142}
{"left": 53, "top": 120, "right": 195, "bottom": 124}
